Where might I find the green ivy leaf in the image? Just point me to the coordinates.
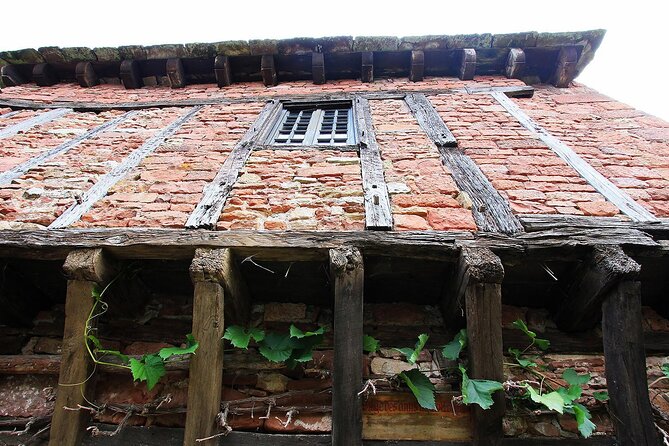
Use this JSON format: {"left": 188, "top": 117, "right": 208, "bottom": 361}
{"left": 289, "top": 325, "right": 325, "bottom": 339}
{"left": 662, "top": 363, "right": 669, "bottom": 379}
{"left": 593, "top": 391, "right": 609, "bottom": 402}
{"left": 526, "top": 386, "right": 564, "bottom": 414}
{"left": 399, "top": 369, "right": 436, "bottom": 411}
{"left": 460, "top": 366, "right": 503, "bottom": 410}
{"left": 258, "top": 332, "right": 293, "bottom": 363}
{"left": 130, "top": 354, "right": 165, "bottom": 390}
{"left": 442, "top": 329, "right": 467, "bottom": 361}
{"left": 158, "top": 334, "right": 199, "bottom": 360}
{"left": 363, "top": 335, "right": 380, "bottom": 354}
{"left": 573, "top": 403, "right": 596, "bottom": 438}
{"left": 394, "top": 333, "right": 428, "bottom": 365}
{"left": 563, "top": 368, "right": 590, "bottom": 386}
{"left": 223, "top": 326, "right": 265, "bottom": 349}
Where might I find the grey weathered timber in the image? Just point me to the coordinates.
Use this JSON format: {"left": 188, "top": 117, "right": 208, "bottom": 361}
{"left": 33, "top": 63, "right": 59, "bottom": 86}
{"left": 354, "top": 96, "right": 393, "bottom": 230}
{"left": 0, "top": 107, "right": 71, "bottom": 139}
{"left": 261, "top": 55, "right": 278, "bottom": 86}
{"left": 602, "top": 280, "right": 660, "bottom": 445}
{"left": 554, "top": 245, "right": 641, "bottom": 332}
{"left": 186, "top": 100, "right": 282, "bottom": 229}
{"left": 313, "top": 52, "right": 326, "bottom": 85}
{"left": 361, "top": 51, "right": 374, "bottom": 83}
{"left": 214, "top": 55, "right": 232, "bottom": 87}
{"left": 519, "top": 214, "right": 632, "bottom": 232}
{"left": 0, "top": 111, "right": 136, "bottom": 186}
{"left": 50, "top": 106, "right": 202, "bottom": 228}
{"left": 552, "top": 46, "right": 578, "bottom": 88}
{"left": 1, "top": 64, "right": 26, "bottom": 86}
{"left": 75, "top": 61, "right": 99, "bottom": 87}
{"left": 409, "top": 50, "right": 424, "bottom": 82}
{"left": 120, "top": 59, "right": 143, "bottom": 89}
{"left": 405, "top": 93, "right": 522, "bottom": 234}
{"left": 465, "top": 85, "right": 534, "bottom": 97}
{"left": 166, "top": 58, "right": 186, "bottom": 88}
{"left": 505, "top": 48, "right": 525, "bottom": 79}
{"left": 491, "top": 91, "right": 658, "bottom": 223}
{"left": 459, "top": 49, "right": 476, "bottom": 80}
{"left": 330, "top": 248, "right": 364, "bottom": 446}
{"left": 0, "top": 110, "right": 21, "bottom": 119}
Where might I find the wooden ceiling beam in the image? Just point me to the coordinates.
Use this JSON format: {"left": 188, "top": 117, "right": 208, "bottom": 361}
{"left": 166, "top": 58, "right": 186, "bottom": 88}
{"left": 459, "top": 48, "right": 476, "bottom": 80}
{"left": 312, "top": 52, "right": 325, "bottom": 85}
{"left": 75, "top": 61, "right": 99, "bottom": 87}
{"left": 552, "top": 46, "right": 578, "bottom": 88}
{"left": 505, "top": 48, "right": 525, "bottom": 79}
{"left": 120, "top": 59, "right": 143, "bottom": 89}
{"left": 0, "top": 65, "right": 26, "bottom": 86}
{"left": 361, "top": 51, "right": 373, "bottom": 83}
{"left": 409, "top": 50, "right": 424, "bottom": 82}
{"left": 261, "top": 55, "right": 278, "bottom": 86}
{"left": 32, "top": 63, "right": 59, "bottom": 87}
{"left": 214, "top": 55, "right": 232, "bottom": 87}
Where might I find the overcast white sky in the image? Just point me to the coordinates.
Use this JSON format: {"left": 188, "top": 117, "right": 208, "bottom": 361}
{"left": 2, "top": 1, "right": 667, "bottom": 120}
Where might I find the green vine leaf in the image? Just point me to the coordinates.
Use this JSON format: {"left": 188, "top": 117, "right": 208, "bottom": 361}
{"left": 258, "top": 332, "right": 293, "bottom": 363}
{"left": 394, "top": 333, "right": 428, "bottom": 365}
{"left": 563, "top": 368, "right": 590, "bottom": 387}
{"left": 399, "top": 369, "right": 436, "bottom": 411}
{"left": 526, "top": 386, "right": 564, "bottom": 414}
{"left": 593, "top": 391, "right": 609, "bottom": 402}
{"left": 130, "top": 354, "right": 165, "bottom": 390}
{"left": 223, "top": 326, "right": 265, "bottom": 349}
{"left": 662, "top": 363, "right": 669, "bottom": 379}
{"left": 91, "top": 284, "right": 102, "bottom": 301}
{"left": 442, "top": 329, "right": 467, "bottom": 361}
{"left": 158, "top": 334, "right": 199, "bottom": 360}
{"left": 557, "top": 385, "right": 582, "bottom": 404}
{"left": 88, "top": 335, "right": 129, "bottom": 363}
{"left": 289, "top": 325, "right": 325, "bottom": 339}
{"left": 512, "top": 319, "right": 550, "bottom": 350}
{"left": 459, "top": 366, "right": 503, "bottom": 410}
{"left": 573, "top": 403, "right": 596, "bottom": 438}
{"left": 363, "top": 335, "right": 380, "bottom": 354}
{"left": 87, "top": 334, "right": 103, "bottom": 350}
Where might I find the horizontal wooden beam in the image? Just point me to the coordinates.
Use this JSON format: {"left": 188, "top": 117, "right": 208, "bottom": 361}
{"left": 214, "top": 55, "right": 232, "bottom": 87}
{"left": 166, "top": 58, "right": 186, "bottom": 88}
{"left": 33, "top": 63, "right": 59, "bottom": 87}
{"left": 361, "top": 51, "right": 374, "bottom": 83}
{"left": 409, "top": 50, "right": 424, "bottom": 82}
{"left": 261, "top": 55, "right": 277, "bottom": 87}
{"left": 75, "top": 61, "right": 99, "bottom": 88}
{"left": 552, "top": 46, "right": 578, "bottom": 88}
{"left": 0, "top": 107, "right": 71, "bottom": 139}
{"left": 1, "top": 64, "right": 27, "bottom": 86}
{"left": 505, "top": 48, "right": 525, "bottom": 79}
{"left": 312, "top": 52, "right": 325, "bottom": 85}
{"left": 120, "top": 59, "right": 143, "bottom": 89}
{"left": 459, "top": 49, "right": 476, "bottom": 80}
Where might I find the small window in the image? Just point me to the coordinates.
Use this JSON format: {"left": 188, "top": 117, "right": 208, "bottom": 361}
{"left": 268, "top": 101, "right": 357, "bottom": 146}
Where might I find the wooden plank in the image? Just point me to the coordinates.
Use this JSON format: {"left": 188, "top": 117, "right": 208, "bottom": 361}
{"left": 261, "top": 55, "right": 277, "bottom": 86}
{"left": 0, "top": 107, "right": 71, "bottom": 139}
{"left": 505, "top": 48, "right": 525, "bottom": 79}
{"left": 491, "top": 91, "right": 658, "bottom": 223}
{"left": 404, "top": 93, "right": 456, "bottom": 147}
{"left": 49, "top": 249, "right": 116, "bottom": 446}
{"left": 330, "top": 247, "right": 364, "bottom": 446}
{"left": 166, "top": 58, "right": 186, "bottom": 88}
{"left": 602, "top": 280, "right": 659, "bottom": 445}
{"left": 186, "top": 100, "right": 282, "bottom": 229}
{"left": 214, "top": 55, "right": 232, "bottom": 87}
{"left": 33, "top": 63, "right": 59, "bottom": 86}
{"left": 313, "top": 52, "right": 326, "bottom": 85}
{"left": 554, "top": 245, "right": 641, "bottom": 332}
{"left": 75, "top": 61, "right": 99, "bottom": 87}
{"left": 552, "top": 46, "right": 578, "bottom": 88}
{"left": 0, "top": 111, "right": 136, "bottom": 186}
{"left": 409, "top": 50, "right": 424, "bottom": 82}
{"left": 49, "top": 106, "right": 202, "bottom": 228}
{"left": 361, "top": 51, "right": 374, "bottom": 83}
{"left": 465, "top": 85, "right": 534, "bottom": 98}
{"left": 0, "top": 110, "right": 21, "bottom": 119}
{"left": 353, "top": 96, "right": 393, "bottom": 230}
{"left": 459, "top": 49, "right": 476, "bottom": 80}
{"left": 120, "top": 59, "right": 143, "bottom": 89}
{"left": 1, "top": 65, "right": 27, "bottom": 86}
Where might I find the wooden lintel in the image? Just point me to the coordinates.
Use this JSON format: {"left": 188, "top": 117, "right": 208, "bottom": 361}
{"left": 261, "top": 54, "right": 277, "bottom": 87}
{"left": 459, "top": 49, "right": 476, "bottom": 80}
{"left": 166, "top": 58, "right": 186, "bottom": 89}
{"left": 353, "top": 96, "right": 393, "bottom": 230}
{"left": 0, "top": 107, "right": 71, "bottom": 140}
{"left": 602, "top": 280, "right": 659, "bottom": 445}
{"left": 554, "top": 245, "right": 640, "bottom": 332}
{"left": 62, "top": 247, "right": 118, "bottom": 283}
{"left": 505, "top": 48, "right": 525, "bottom": 79}
{"left": 1, "top": 64, "right": 26, "bottom": 86}
{"left": 120, "top": 59, "right": 143, "bottom": 89}
{"left": 330, "top": 247, "right": 364, "bottom": 446}
{"left": 214, "top": 55, "right": 232, "bottom": 87}
{"left": 552, "top": 46, "right": 578, "bottom": 88}
{"left": 312, "top": 52, "right": 326, "bottom": 85}
{"left": 409, "top": 50, "right": 424, "bottom": 82}
{"left": 32, "top": 63, "right": 59, "bottom": 87}
{"left": 361, "top": 51, "right": 374, "bottom": 83}
{"left": 75, "top": 61, "right": 99, "bottom": 87}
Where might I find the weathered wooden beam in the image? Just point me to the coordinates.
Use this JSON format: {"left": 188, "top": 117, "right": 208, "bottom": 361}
{"left": 0, "top": 107, "right": 71, "bottom": 139}
{"left": 602, "top": 280, "right": 659, "bottom": 445}
{"left": 186, "top": 100, "right": 282, "bottom": 229}
{"left": 312, "top": 52, "right": 326, "bottom": 85}
{"left": 353, "top": 96, "right": 393, "bottom": 230}
{"left": 214, "top": 55, "right": 232, "bottom": 87}
{"left": 49, "top": 106, "right": 202, "bottom": 228}
{"left": 32, "top": 63, "right": 59, "bottom": 87}
{"left": 404, "top": 93, "right": 456, "bottom": 146}
{"left": 491, "top": 91, "right": 658, "bottom": 223}
{"left": 330, "top": 247, "right": 364, "bottom": 446}
{"left": 505, "top": 48, "right": 525, "bottom": 79}
{"left": 552, "top": 46, "right": 578, "bottom": 88}
{"left": 409, "top": 50, "right": 424, "bottom": 82}
{"left": 361, "top": 51, "right": 374, "bottom": 83}
{"left": 1, "top": 64, "right": 27, "bottom": 86}
{"left": 49, "top": 249, "right": 116, "bottom": 446}
{"left": 554, "top": 245, "right": 641, "bottom": 332}
{"left": 0, "top": 111, "right": 136, "bottom": 186}
{"left": 261, "top": 55, "right": 277, "bottom": 86}
{"left": 166, "top": 58, "right": 186, "bottom": 88}
{"left": 459, "top": 49, "right": 476, "bottom": 80}
{"left": 75, "top": 61, "right": 99, "bottom": 88}
{"left": 0, "top": 110, "right": 21, "bottom": 119}
{"left": 120, "top": 59, "right": 143, "bottom": 89}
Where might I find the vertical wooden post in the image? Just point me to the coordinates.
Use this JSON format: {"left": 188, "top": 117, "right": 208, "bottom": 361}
{"left": 330, "top": 247, "right": 364, "bottom": 446}
{"left": 461, "top": 248, "right": 505, "bottom": 446}
{"left": 49, "top": 249, "right": 116, "bottom": 446}
{"left": 184, "top": 248, "right": 249, "bottom": 445}
{"left": 603, "top": 280, "right": 659, "bottom": 445}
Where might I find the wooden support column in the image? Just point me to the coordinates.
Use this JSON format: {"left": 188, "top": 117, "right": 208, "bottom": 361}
{"left": 33, "top": 63, "right": 59, "bottom": 86}
{"left": 361, "top": 51, "right": 373, "bottom": 83}
{"left": 312, "top": 52, "right": 325, "bottom": 85}
{"left": 184, "top": 248, "right": 250, "bottom": 445}
{"left": 214, "top": 55, "right": 232, "bottom": 87}
{"left": 75, "top": 62, "right": 99, "bottom": 87}
{"left": 120, "top": 60, "right": 143, "bottom": 89}
{"left": 602, "top": 280, "right": 659, "bottom": 445}
{"left": 166, "top": 58, "right": 186, "bottom": 88}
{"left": 261, "top": 55, "right": 277, "bottom": 86}
{"left": 409, "top": 50, "right": 424, "bottom": 82}
{"left": 459, "top": 49, "right": 476, "bottom": 80}
{"left": 330, "top": 247, "right": 364, "bottom": 446}
{"left": 551, "top": 46, "right": 578, "bottom": 88}
{"left": 505, "top": 48, "right": 525, "bottom": 79}
{"left": 1, "top": 65, "right": 26, "bottom": 86}
{"left": 49, "top": 249, "right": 117, "bottom": 446}
{"left": 554, "top": 245, "right": 641, "bottom": 332}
